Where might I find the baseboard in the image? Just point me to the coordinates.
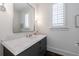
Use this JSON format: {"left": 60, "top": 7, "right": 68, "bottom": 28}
{"left": 47, "top": 46, "right": 79, "bottom": 56}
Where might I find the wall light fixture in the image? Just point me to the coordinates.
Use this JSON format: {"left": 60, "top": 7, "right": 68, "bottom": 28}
{"left": 0, "top": 3, "right": 6, "bottom": 11}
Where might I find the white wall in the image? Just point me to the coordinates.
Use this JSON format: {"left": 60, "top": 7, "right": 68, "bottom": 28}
{"left": 38, "top": 3, "right": 79, "bottom": 56}
{"left": 0, "top": 3, "right": 38, "bottom": 56}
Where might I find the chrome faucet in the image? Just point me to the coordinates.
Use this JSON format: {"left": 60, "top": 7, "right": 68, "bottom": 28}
{"left": 26, "top": 33, "right": 32, "bottom": 37}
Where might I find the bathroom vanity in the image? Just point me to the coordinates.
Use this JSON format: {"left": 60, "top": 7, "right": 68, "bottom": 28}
{"left": 2, "top": 35, "right": 47, "bottom": 56}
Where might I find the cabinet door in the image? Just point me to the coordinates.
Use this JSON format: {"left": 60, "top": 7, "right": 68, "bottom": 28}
{"left": 40, "top": 37, "right": 47, "bottom": 56}
{"left": 4, "top": 47, "right": 14, "bottom": 56}
{"left": 18, "top": 42, "right": 40, "bottom": 56}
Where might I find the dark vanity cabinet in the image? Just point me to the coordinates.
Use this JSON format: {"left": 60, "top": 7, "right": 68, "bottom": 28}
{"left": 3, "top": 37, "right": 47, "bottom": 56}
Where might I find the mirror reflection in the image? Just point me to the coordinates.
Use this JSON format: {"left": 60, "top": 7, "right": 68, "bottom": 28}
{"left": 13, "top": 3, "right": 35, "bottom": 33}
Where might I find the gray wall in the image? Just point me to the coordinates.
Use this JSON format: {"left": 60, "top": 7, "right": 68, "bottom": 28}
{"left": 38, "top": 3, "right": 79, "bottom": 56}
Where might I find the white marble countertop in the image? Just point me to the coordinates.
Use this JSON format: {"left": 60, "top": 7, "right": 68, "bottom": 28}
{"left": 1, "top": 35, "right": 47, "bottom": 56}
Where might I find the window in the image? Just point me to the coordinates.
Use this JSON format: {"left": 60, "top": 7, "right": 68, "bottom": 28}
{"left": 52, "top": 3, "right": 65, "bottom": 28}
{"left": 24, "top": 14, "right": 29, "bottom": 28}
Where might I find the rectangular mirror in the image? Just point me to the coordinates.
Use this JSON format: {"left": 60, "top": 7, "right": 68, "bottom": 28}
{"left": 13, "top": 3, "right": 35, "bottom": 33}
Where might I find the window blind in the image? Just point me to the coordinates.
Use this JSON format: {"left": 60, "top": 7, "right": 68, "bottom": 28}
{"left": 52, "top": 3, "right": 65, "bottom": 27}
